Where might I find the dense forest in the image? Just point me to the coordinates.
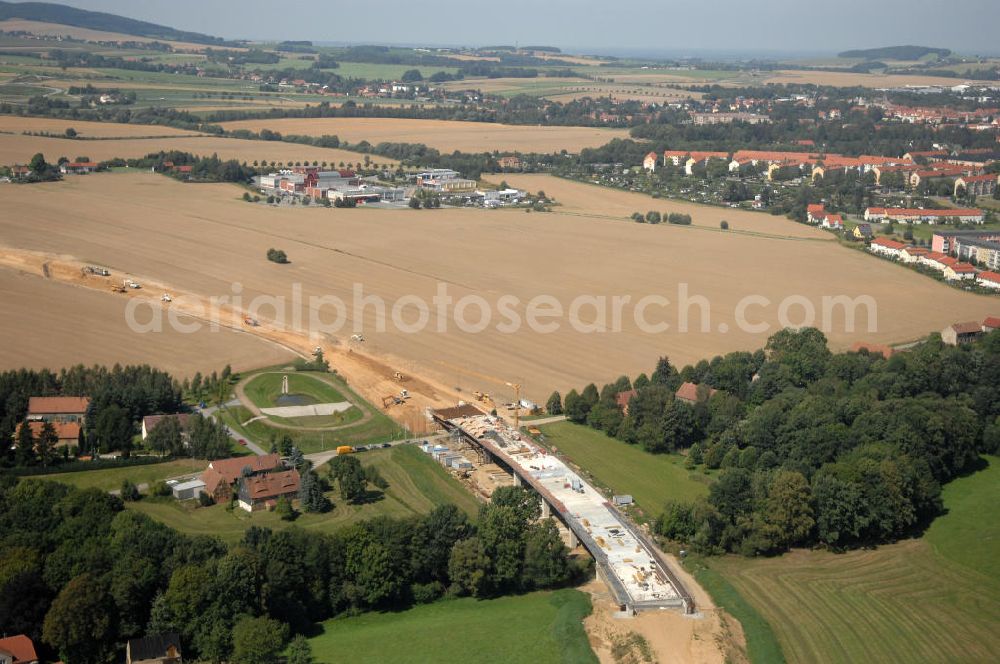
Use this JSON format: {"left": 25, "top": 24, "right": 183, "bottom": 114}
{"left": 556, "top": 328, "right": 1000, "bottom": 556}
{"left": 0, "top": 481, "right": 581, "bottom": 663}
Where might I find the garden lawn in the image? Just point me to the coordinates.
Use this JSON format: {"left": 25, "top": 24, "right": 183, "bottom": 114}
{"left": 307, "top": 589, "right": 597, "bottom": 664}
{"left": 128, "top": 445, "right": 479, "bottom": 544}
{"left": 30, "top": 458, "right": 205, "bottom": 492}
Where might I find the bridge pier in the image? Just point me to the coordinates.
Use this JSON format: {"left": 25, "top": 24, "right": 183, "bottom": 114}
{"left": 541, "top": 499, "right": 550, "bottom": 518}
{"left": 513, "top": 473, "right": 522, "bottom": 487}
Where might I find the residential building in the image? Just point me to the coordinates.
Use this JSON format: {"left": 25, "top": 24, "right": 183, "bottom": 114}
{"left": 806, "top": 203, "right": 826, "bottom": 224}
{"left": 238, "top": 469, "right": 301, "bottom": 511}
{"left": 941, "top": 321, "right": 984, "bottom": 345}
{"left": 26, "top": 396, "right": 89, "bottom": 423}
{"left": 822, "top": 213, "right": 844, "bottom": 230}
{"left": 943, "top": 262, "right": 977, "bottom": 281}
{"left": 864, "top": 207, "right": 985, "bottom": 224}
{"left": 977, "top": 271, "right": 1000, "bottom": 290}
{"left": 900, "top": 246, "right": 930, "bottom": 263}
{"left": 0, "top": 635, "right": 38, "bottom": 664}
{"left": 59, "top": 161, "right": 98, "bottom": 174}
{"left": 15, "top": 420, "right": 81, "bottom": 448}
{"left": 615, "top": 390, "right": 638, "bottom": 415}
{"left": 126, "top": 633, "right": 182, "bottom": 664}
{"left": 675, "top": 382, "right": 717, "bottom": 404}
{"left": 201, "top": 453, "right": 282, "bottom": 502}
{"left": 853, "top": 223, "right": 873, "bottom": 240}
{"left": 983, "top": 316, "right": 1000, "bottom": 332}
{"left": 141, "top": 414, "right": 191, "bottom": 440}
{"left": 869, "top": 236, "right": 906, "bottom": 258}
{"left": 497, "top": 156, "right": 522, "bottom": 170}
{"left": 954, "top": 174, "right": 998, "bottom": 198}
{"left": 690, "top": 112, "right": 771, "bottom": 125}
{"left": 642, "top": 151, "right": 658, "bottom": 172}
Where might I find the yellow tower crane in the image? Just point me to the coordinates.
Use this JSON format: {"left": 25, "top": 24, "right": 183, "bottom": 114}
{"left": 436, "top": 361, "right": 525, "bottom": 429}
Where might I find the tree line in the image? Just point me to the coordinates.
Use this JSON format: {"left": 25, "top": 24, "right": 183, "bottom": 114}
{"left": 0, "top": 478, "right": 582, "bottom": 663}
{"left": 0, "top": 364, "right": 240, "bottom": 467}
{"left": 553, "top": 328, "right": 1000, "bottom": 555}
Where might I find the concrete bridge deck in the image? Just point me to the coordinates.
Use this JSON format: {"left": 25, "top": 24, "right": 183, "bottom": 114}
{"left": 433, "top": 408, "right": 693, "bottom": 614}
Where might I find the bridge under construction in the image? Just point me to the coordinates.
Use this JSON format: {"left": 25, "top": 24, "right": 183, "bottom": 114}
{"left": 433, "top": 405, "right": 694, "bottom": 614}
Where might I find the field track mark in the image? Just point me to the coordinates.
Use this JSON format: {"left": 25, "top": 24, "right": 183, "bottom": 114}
{"left": 549, "top": 209, "right": 833, "bottom": 242}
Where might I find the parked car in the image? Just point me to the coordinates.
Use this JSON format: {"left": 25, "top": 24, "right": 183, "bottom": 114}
{"left": 238, "top": 439, "right": 247, "bottom": 446}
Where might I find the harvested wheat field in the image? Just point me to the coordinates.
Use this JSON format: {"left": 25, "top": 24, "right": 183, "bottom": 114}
{"left": 492, "top": 174, "right": 827, "bottom": 239}
{"left": 0, "top": 133, "right": 393, "bottom": 167}
{"left": 762, "top": 69, "right": 970, "bottom": 88}
{"left": 0, "top": 265, "right": 295, "bottom": 377}
{"left": 0, "top": 116, "right": 202, "bottom": 138}
{"left": 1, "top": 173, "right": 995, "bottom": 407}
{"left": 219, "top": 117, "right": 629, "bottom": 154}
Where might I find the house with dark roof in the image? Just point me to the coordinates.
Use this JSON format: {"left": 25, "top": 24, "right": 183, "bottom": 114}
{"left": 126, "top": 633, "right": 182, "bottom": 664}
{"left": 141, "top": 414, "right": 191, "bottom": 440}
{"left": 0, "top": 635, "right": 39, "bottom": 664}
{"left": 237, "top": 469, "right": 301, "bottom": 512}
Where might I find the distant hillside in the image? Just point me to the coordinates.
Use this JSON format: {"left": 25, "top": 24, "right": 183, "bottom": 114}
{"left": 838, "top": 45, "right": 951, "bottom": 61}
{"left": 0, "top": 1, "right": 231, "bottom": 45}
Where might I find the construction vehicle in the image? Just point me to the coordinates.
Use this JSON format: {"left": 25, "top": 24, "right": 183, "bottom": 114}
{"left": 381, "top": 390, "right": 411, "bottom": 409}
{"left": 393, "top": 371, "right": 405, "bottom": 382}
{"left": 123, "top": 279, "right": 141, "bottom": 289}
{"left": 83, "top": 266, "right": 110, "bottom": 277}
{"left": 435, "top": 361, "right": 525, "bottom": 427}
{"left": 111, "top": 284, "right": 127, "bottom": 294}
{"left": 336, "top": 445, "right": 353, "bottom": 455}
{"left": 350, "top": 333, "right": 365, "bottom": 343}
{"left": 161, "top": 293, "right": 172, "bottom": 303}
{"left": 243, "top": 316, "right": 259, "bottom": 327}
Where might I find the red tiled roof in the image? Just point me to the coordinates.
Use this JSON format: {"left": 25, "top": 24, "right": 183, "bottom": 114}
{"left": 872, "top": 237, "right": 906, "bottom": 250}
{"left": 206, "top": 453, "right": 281, "bottom": 484}
{"left": 948, "top": 262, "right": 976, "bottom": 273}
{"left": 27, "top": 396, "right": 89, "bottom": 415}
{"left": 850, "top": 342, "right": 895, "bottom": 358}
{"left": 675, "top": 382, "right": 717, "bottom": 403}
{"left": 0, "top": 634, "right": 38, "bottom": 663}
{"left": 17, "top": 421, "right": 80, "bottom": 441}
{"left": 615, "top": 390, "right": 638, "bottom": 410}
{"left": 983, "top": 316, "right": 1000, "bottom": 329}
{"left": 243, "top": 469, "right": 300, "bottom": 500}
{"left": 978, "top": 271, "right": 1000, "bottom": 285}
{"left": 951, "top": 322, "right": 984, "bottom": 334}
{"left": 807, "top": 203, "right": 825, "bottom": 214}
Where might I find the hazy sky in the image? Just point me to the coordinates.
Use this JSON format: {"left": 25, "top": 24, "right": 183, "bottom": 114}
{"left": 20, "top": 0, "right": 1000, "bottom": 56}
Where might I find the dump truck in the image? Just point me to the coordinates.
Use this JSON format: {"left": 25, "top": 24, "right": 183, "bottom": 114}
{"left": 243, "top": 316, "right": 259, "bottom": 327}
{"left": 124, "top": 279, "right": 141, "bottom": 289}
{"left": 83, "top": 266, "right": 110, "bottom": 276}
{"left": 336, "top": 445, "right": 353, "bottom": 455}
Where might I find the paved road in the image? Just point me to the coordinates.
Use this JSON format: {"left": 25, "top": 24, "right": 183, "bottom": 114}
{"left": 198, "top": 399, "right": 268, "bottom": 457}
{"left": 522, "top": 415, "right": 567, "bottom": 427}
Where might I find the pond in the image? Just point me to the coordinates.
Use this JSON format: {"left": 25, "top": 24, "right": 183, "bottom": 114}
{"left": 275, "top": 393, "right": 316, "bottom": 407}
